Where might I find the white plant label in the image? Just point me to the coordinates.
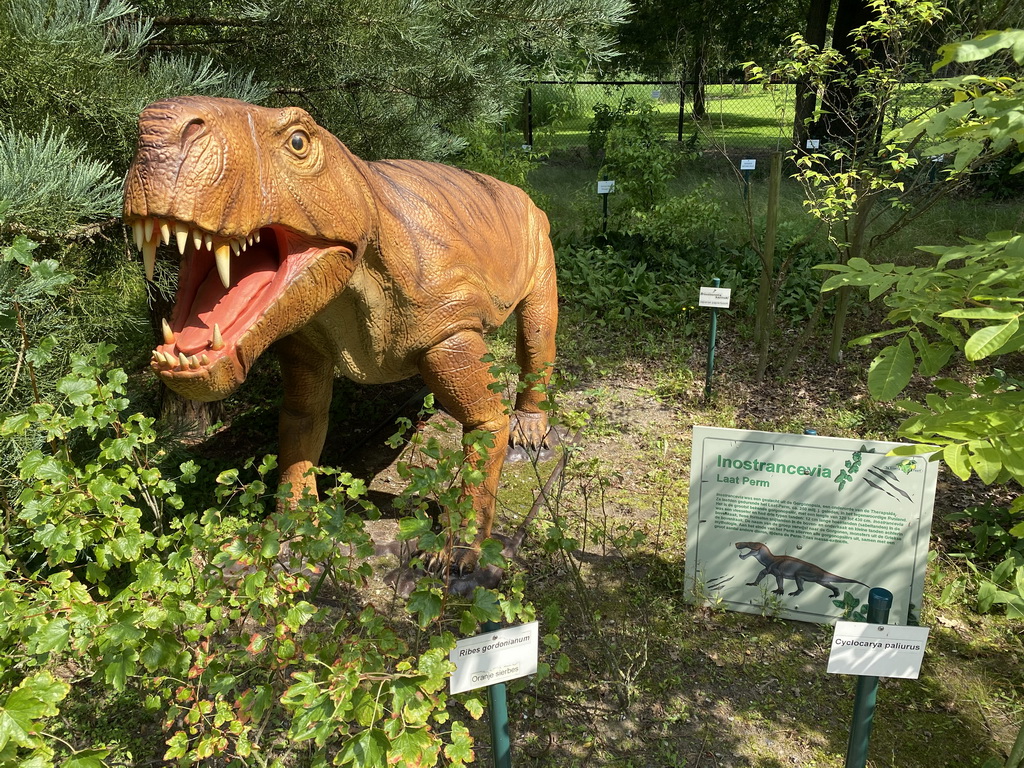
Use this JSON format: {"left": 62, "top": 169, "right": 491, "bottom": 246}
{"left": 806, "top": 139, "right": 821, "bottom": 149}
{"left": 597, "top": 180, "right": 616, "bottom": 194}
{"left": 651, "top": 89, "right": 662, "bottom": 99}
{"left": 827, "top": 621, "right": 930, "bottom": 679}
{"left": 740, "top": 158, "right": 756, "bottom": 170}
{"left": 521, "top": 144, "right": 532, "bottom": 152}
{"left": 449, "top": 622, "right": 539, "bottom": 694}
{"left": 699, "top": 286, "right": 732, "bottom": 308}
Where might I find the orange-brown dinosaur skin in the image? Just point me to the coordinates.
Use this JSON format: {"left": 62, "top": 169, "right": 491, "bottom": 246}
{"left": 123, "top": 96, "right": 557, "bottom": 571}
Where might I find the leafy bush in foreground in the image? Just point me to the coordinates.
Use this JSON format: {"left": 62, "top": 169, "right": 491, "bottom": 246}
{"left": 0, "top": 347, "right": 547, "bottom": 766}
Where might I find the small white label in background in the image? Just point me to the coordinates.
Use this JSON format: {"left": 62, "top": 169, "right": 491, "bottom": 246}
{"left": 597, "top": 180, "right": 616, "bottom": 194}
{"left": 740, "top": 158, "right": 756, "bottom": 170}
{"left": 449, "top": 622, "right": 539, "bottom": 694}
{"left": 827, "top": 621, "right": 930, "bottom": 679}
{"left": 521, "top": 144, "right": 532, "bottom": 152}
{"left": 651, "top": 89, "right": 662, "bottom": 99}
{"left": 806, "top": 139, "right": 820, "bottom": 149}
{"left": 930, "top": 155, "right": 944, "bottom": 162}
{"left": 699, "top": 286, "right": 731, "bottom": 308}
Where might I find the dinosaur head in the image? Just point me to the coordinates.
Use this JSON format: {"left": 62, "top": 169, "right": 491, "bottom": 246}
{"left": 123, "top": 96, "right": 373, "bottom": 401}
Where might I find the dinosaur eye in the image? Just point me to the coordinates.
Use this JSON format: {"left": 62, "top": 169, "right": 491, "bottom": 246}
{"left": 289, "top": 130, "right": 310, "bottom": 156}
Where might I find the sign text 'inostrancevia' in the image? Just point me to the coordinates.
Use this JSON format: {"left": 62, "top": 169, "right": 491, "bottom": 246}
{"left": 449, "top": 622, "right": 539, "bottom": 694}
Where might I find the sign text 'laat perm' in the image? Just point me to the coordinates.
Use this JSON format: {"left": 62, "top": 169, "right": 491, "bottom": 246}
{"left": 827, "top": 621, "right": 930, "bottom": 679}
{"left": 449, "top": 622, "right": 539, "bottom": 695}
{"left": 699, "top": 286, "right": 732, "bottom": 308}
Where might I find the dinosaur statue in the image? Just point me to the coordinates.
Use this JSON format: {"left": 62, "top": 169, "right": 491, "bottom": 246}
{"left": 735, "top": 542, "right": 870, "bottom": 597}
{"left": 123, "top": 96, "right": 558, "bottom": 572}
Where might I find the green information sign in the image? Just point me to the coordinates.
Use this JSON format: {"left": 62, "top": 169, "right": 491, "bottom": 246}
{"left": 685, "top": 427, "right": 938, "bottom": 624}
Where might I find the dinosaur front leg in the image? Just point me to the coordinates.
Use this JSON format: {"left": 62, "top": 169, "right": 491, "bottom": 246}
{"left": 509, "top": 257, "right": 557, "bottom": 454}
{"left": 747, "top": 568, "right": 769, "bottom": 587}
{"left": 419, "top": 330, "right": 509, "bottom": 573}
{"left": 275, "top": 335, "right": 335, "bottom": 504}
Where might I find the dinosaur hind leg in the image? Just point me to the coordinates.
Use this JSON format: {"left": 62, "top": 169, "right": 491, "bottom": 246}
{"left": 508, "top": 244, "right": 557, "bottom": 459}
{"left": 418, "top": 330, "right": 509, "bottom": 573}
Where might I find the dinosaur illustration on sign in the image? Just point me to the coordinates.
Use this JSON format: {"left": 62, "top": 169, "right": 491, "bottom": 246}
{"left": 735, "top": 541, "right": 870, "bottom": 597}
{"left": 123, "top": 96, "right": 558, "bottom": 572}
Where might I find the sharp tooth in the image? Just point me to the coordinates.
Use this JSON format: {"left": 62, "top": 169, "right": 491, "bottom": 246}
{"left": 247, "top": 234, "right": 254, "bottom": 246}
{"left": 215, "top": 244, "right": 231, "bottom": 288}
{"left": 159, "top": 220, "right": 171, "bottom": 246}
{"left": 144, "top": 218, "right": 154, "bottom": 243}
{"left": 132, "top": 220, "right": 144, "bottom": 250}
{"left": 142, "top": 240, "right": 156, "bottom": 281}
{"left": 240, "top": 239, "right": 248, "bottom": 252}
{"left": 175, "top": 222, "right": 189, "bottom": 255}
{"left": 200, "top": 354, "right": 210, "bottom": 365}
{"left": 212, "top": 323, "right": 224, "bottom": 350}
{"left": 189, "top": 355, "right": 200, "bottom": 369}
{"left": 254, "top": 232, "right": 260, "bottom": 243}
{"left": 204, "top": 233, "right": 213, "bottom": 251}
{"left": 178, "top": 352, "right": 189, "bottom": 368}
{"left": 231, "top": 239, "right": 240, "bottom": 256}
{"left": 161, "top": 318, "right": 175, "bottom": 345}
{"left": 154, "top": 350, "right": 166, "bottom": 365}
{"left": 193, "top": 229, "right": 203, "bottom": 251}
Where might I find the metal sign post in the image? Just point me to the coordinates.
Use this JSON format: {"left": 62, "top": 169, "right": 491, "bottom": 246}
{"left": 740, "top": 158, "right": 756, "bottom": 201}
{"left": 699, "top": 279, "right": 730, "bottom": 402}
{"left": 483, "top": 621, "right": 512, "bottom": 768}
{"left": 597, "top": 177, "right": 615, "bottom": 235}
{"left": 845, "top": 588, "right": 893, "bottom": 768}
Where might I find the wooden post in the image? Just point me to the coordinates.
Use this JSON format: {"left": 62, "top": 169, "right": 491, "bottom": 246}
{"left": 677, "top": 78, "right": 686, "bottom": 142}
{"left": 755, "top": 152, "right": 783, "bottom": 380}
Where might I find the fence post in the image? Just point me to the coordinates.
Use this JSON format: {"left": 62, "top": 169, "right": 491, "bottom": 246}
{"left": 523, "top": 87, "right": 533, "bottom": 148}
{"left": 677, "top": 79, "right": 686, "bottom": 142}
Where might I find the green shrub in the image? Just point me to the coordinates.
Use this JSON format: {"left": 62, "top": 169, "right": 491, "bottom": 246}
{"left": 0, "top": 347, "right": 553, "bottom": 766}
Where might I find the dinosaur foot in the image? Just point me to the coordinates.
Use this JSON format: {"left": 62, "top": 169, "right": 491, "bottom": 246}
{"left": 506, "top": 414, "right": 562, "bottom": 463}
{"left": 383, "top": 532, "right": 517, "bottom": 597}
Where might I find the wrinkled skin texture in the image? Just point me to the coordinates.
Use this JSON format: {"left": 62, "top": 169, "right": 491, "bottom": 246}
{"left": 124, "top": 96, "right": 557, "bottom": 572}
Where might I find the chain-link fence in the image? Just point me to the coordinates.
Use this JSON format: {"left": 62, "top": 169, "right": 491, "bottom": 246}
{"left": 519, "top": 79, "right": 943, "bottom": 164}
{"left": 520, "top": 80, "right": 798, "bottom": 162}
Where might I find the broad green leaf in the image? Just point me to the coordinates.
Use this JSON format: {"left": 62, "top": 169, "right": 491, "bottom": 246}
{"left": 849, "top": 326, "right": 913, "bottom": 347}
{"left": 943, "top": 443, "right": 972, "bottom": 481}
{"left": 965, "top": 317, "right": 1020, "bottom": 361}
{"left": 939, "top": 307, "right": 1021, "bottom": 320}
{"left": 26, "top": 618, "right": 70, "bottom": 656}
{"left": 0, "top": 671, "right": 70, "bottom": 750}
{"left": 444, "top": 721, "right": 474, "bottom": 765}
{"left": 62, "top": 747, "right": 111, "bottom": 768}
{"left": 868, "top": 337, "right": 914, "bottom": 401}
{"left": 967, "top": 440, "right": 1002, "bottom": 485}
{"left": 407, "top": 588, "right": 442, "bottom": 629}
{"left": 336, "top": 728, "right": 390, "bottom": 767}
{"left": 397, "top": 516, "right": 433, "bottom": 541}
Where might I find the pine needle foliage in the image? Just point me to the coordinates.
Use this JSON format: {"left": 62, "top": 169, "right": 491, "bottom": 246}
{"left": 140, "top": 0, "right": 630, "bottom": 160}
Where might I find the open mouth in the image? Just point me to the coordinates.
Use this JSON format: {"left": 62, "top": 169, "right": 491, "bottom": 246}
{"left": 126, "top": 215, "right": 335, "bottom": 380}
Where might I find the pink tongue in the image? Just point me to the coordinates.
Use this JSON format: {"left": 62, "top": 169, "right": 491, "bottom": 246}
{"left": 176, "top": 250, "right": 278, "bottom": 353}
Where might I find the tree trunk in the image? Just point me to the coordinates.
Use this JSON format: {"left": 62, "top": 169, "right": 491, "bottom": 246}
{"left": 821, "top": 0, "right": 877, "bottom": 143}
{"left": 146, "top": 281, "right": 223, "bottom": 440}
{"left": 793, "top": 0, "right": 832, "bottom": 149}
{"left": 691, "top": 35, "right": 708, "bottom": 119}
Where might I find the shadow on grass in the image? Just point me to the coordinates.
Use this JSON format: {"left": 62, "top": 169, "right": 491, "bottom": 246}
{"left": 498, "top": 542, "right": 1020, "bottom": 768}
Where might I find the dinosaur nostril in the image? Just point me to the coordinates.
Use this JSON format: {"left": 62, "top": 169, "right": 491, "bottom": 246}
{"left": 182, "top": 118, "right": 205, "bottom": 144}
